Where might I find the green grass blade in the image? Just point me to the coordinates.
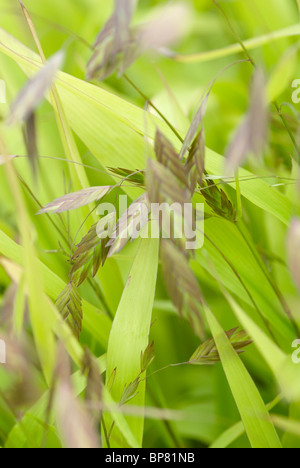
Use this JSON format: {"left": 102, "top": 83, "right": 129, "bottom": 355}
{"left": 0, "top": 136, "right": 56, "bottom": 385}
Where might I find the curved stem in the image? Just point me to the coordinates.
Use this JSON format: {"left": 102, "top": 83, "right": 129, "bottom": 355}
{"left": 212, "top": 0, "right": 300, "bottom": 165}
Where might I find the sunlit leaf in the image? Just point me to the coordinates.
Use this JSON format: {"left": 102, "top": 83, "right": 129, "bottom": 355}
{"left": 225, "top": 68, "right": 269, "bottom": 176}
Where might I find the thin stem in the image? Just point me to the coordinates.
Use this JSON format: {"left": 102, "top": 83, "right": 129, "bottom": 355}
{"left": 235, "top": 169, "right": 242, "bottom": 219}
{"left": 147, "top": 385, "right": 185, "bottom": 448}
{"left": 212, "top": 1, "right": 300, "bottom": 333}
{"left": 236, "top": 222, "right": 300, "bottom": 336}
{"left": 173, "top": 25, "right": 300, "bottom": 63}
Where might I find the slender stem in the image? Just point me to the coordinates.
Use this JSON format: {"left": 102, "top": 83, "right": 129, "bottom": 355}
{"left": 123, "top": 74, "right": 184, "bottom": 144}
{"left": 212, "top": 0, "right": 255, "bottom": 66}
{"left": 236, "top": 222, "right": 300, "bottom": 336}
{"left": 212, "top": 0, "right": 300, "bottom": 334}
